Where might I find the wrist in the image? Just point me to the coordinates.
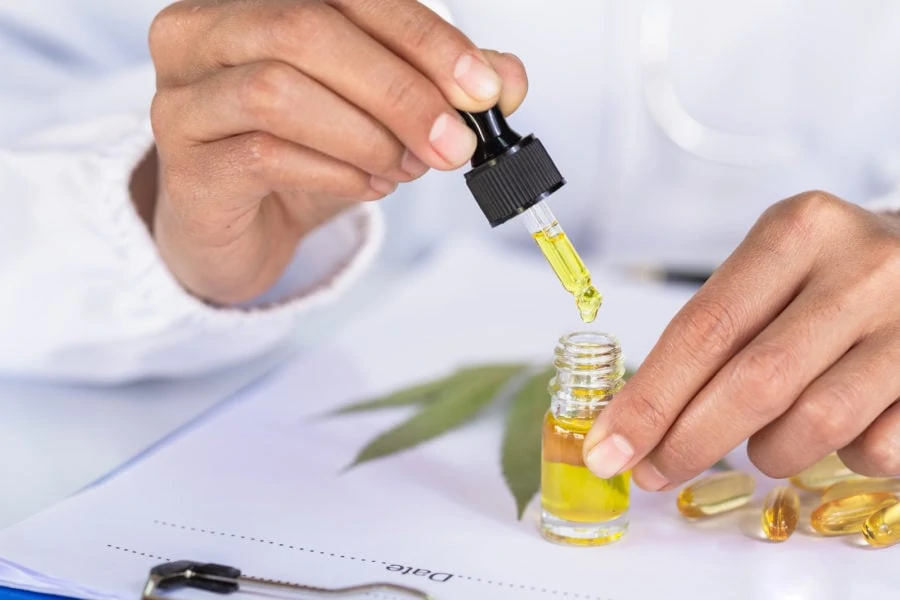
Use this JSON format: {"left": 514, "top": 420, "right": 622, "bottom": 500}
{"left": 152, "top": 193, "right": 304, "bottom": 306}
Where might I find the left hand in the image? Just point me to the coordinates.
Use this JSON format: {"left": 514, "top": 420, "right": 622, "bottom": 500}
{"left": 583, "top": 190, "right": 900, "bottom": 489}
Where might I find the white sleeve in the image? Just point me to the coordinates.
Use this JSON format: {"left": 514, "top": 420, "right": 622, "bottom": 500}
{"left": 0, "top": 112, "right": 383, "bottom": 385}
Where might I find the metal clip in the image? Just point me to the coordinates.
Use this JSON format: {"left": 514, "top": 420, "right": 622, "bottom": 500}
{"left": 142, "top": 561, "right": 436, "bottom": 600}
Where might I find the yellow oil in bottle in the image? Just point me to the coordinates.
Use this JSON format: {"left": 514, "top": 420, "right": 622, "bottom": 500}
{"left": 862, "top": 502, "right": 900, "bottom": 547}
{"left": 761, "top": 486, "right": 800, "bottom": 542}
{"left": 789, "top": 452, "right": 861, "bottom": 492}
{"left": 821, "top": 478, "right": 900, "bottom": 503}
{"left": 810, "top": 492, "right": 899, "bottom": 536}
{"left": 676, "top": 471, "right": 755, "bottom": 518}
{"left": 532, "top": 227, "right": 602, "bottom": 323}
{"left": 540, "top": 412, "right": 630, "bottom": 545}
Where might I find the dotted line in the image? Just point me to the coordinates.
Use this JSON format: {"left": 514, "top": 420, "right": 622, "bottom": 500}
{"left": 151, "top": 520, "right": 608, "bottom": 599}
{"left": 106, "top": 544, "right": 169, "bottom": 561}
{"left": 152, "top": 520, "right": 388, "bottom": 566}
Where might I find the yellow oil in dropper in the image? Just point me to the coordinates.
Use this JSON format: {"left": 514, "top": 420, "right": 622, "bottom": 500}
{"left": 458, "top": 106, "right": 602, "bottom": 322}
{"left": 523, "top": 201, "right": 602, "bottom": 322}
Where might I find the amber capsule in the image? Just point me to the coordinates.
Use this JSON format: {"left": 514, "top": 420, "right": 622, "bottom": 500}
{"left": 761, "top": 486, "right": 800, "bottom": 542}
{"left": 821, "top": 478, "right": 900, "bottom": 503}
{"left": 676, "top": 471, "right": 755, "bottom": 518}
{"left": 810, "top": 492, "right": 899, "bottom": 535}
{"left": 789, "top": 453, "right": 861, "bottom": 492}
{"left": 862, "top": 502, "right": 900, "bottom": 547}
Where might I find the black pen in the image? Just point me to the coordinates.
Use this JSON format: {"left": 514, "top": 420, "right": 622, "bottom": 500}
{"left": 624, "top": 265, "right": 716, "bottom": 286}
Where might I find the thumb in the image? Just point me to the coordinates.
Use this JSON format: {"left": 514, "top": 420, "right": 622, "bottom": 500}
{"left": 481, "top": 50, "right": 528, "bottom": 116}
{"left": 581, "top": 375, "right": 678, "bottom": 491}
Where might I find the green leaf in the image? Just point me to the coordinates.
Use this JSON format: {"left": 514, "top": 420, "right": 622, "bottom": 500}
{"left": 711, "top": 458, "right": 733, "bottom": 471}
{"left": 609, "top": 473, "right": 630, "bottom": 497}
{"left": 329, "top": 364, "right": 522, "bottom": 416}
{"left": 500, "top": 366, "right": 556, "bottom": 519}
{"left": 329, "top": 377, "right": 447, "bottom": 415}
{"left": 346, "top": 364, "right": 525, "bottom": 468}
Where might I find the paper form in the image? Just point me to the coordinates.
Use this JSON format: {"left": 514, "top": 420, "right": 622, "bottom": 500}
{"left": 0, "top": 236, "right": 893, "bottom": 600}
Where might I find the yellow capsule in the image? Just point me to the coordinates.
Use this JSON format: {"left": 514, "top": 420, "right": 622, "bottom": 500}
{"left": 761, "top": 486, "right": 800, "bottom": 542}
{"left": 810, "top": 492, "right": 899, "bottom": 536}
{"left": 676, "top": 471, "right": 755, "bottom": 518}
{"left": 821, "top": 478, "right": 900, "bottom": 504}
{"left": 789, "top": 453, "right": 861, "bottom": 491}
{"left": 862, "top": 502, "right": 900, "bottom": 547}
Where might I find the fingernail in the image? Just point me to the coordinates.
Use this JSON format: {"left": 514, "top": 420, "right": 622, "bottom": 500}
{"left": 369, "top": 175, "right": 397, "bottom": 195}
{"left": 400, "top": 150, "right": 429, "bottom": 178}
{"left": 428, "top": 113, "right": 477, "bottom": 166}
{"left": 453, "top": 53, "right": 501, "bottom": 101}
{"left": 584, "top": 434, "right": 634, "bottom": 479}
{"left": 632, "top": 461, "right": 669, "bottom": 491}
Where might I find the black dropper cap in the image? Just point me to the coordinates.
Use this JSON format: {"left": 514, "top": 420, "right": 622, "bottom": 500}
{"left": 459, "top": 106, "right": 566, "bottom": 227}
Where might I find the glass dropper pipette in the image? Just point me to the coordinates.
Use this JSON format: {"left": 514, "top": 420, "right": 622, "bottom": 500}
{"left": 458, "top": 107, "right": 602, "bottom": 322}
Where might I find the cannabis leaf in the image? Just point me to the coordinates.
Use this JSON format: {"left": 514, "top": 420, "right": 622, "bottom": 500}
{"left": 337, "top": 362, "right": 655, "bottom": 520}
{"left": 711, "top": 458, "right": 733, "bottom": 471}
{"left": 328, "top": 365, "right": 523, "bottom": 415}
{"left": 345, "top": 364, "right": 525, "bottom": 468}
{"left": 500, "top": 365, "right": 556, "bottom": 519}
{"left": 328, "top": 378, "right": 446, "bottom": 415}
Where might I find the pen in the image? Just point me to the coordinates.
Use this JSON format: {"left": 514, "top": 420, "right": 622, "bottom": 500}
{"left": 624, "top": 265, "right": 715, "bottom": 286}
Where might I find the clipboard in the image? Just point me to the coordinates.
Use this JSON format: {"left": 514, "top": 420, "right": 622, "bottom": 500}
{"left": 142, "top": 560, "right": 434, "bottom": 599}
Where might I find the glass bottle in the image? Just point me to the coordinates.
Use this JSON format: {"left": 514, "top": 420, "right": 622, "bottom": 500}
{"left": 540, "top": 331, "right": 630, "bottom": 545}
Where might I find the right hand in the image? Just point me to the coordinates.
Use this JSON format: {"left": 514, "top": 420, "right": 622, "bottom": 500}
{"left": 147, "top": 0, "right": 528, "bottom": 304}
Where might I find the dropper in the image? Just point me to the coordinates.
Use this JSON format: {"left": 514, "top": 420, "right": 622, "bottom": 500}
{"left": 458, "top": 107, "right": 602, "bottom": 322}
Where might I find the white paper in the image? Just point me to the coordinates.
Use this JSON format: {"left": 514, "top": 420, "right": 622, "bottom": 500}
{"left": 0, "top": 236, "right": 891, "bottom": 600}
{"left": 0, "top": 345, "right": 290, "bottom": 530}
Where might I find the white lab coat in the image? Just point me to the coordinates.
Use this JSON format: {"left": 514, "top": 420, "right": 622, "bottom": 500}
{"left": 1, "top": 0, "right": 898, "bottom": 384}
{"left": 420, "top": 0, "right": 900, "bottom": 261}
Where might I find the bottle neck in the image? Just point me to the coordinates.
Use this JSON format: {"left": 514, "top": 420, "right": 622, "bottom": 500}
{"left": 548, "top": 332, "right": 624, "bottom": 420}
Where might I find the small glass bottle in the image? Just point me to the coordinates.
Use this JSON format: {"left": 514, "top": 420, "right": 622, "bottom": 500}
{"left": 540, "top": 331, "right": 630, "bottom": 546}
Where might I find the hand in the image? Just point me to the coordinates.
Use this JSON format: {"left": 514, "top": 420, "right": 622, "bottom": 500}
{"left": 145, "top": 0, "right": 528, "bottom": 304}
{"left": 583, "top": 191, "right": 900, "bottom": 488}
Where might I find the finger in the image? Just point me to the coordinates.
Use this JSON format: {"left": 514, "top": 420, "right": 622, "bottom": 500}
{"left": 747, "top": 329, "right": 900, "bottom": 477}
{"left": 630, "top": 276, "right": 872, "bottom": 488}
{"left": 838, "top": 400, "right": 900, "bottom": 477}
{"left": 482, "top": 50, "right": 528, "bottom": 116}
{"left": 151, "top": 1, "right": 477, "bottom": 170}
{"left": 152, "top": 61, "right": 428, "bottom": 182}
{"left": 329, "top": 0, "right": 502, "bottom": 111}
{"left": 583, "top": 195, "right": 822, "bottom": 482}
{"left": 166, "top": 132, "right": 393, "bottom": 221}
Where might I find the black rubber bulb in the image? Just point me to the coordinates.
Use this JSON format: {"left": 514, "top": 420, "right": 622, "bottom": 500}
{"left": 458, "top": 106, "right": 566, "bottom": 228}
{"left": 458, "top": 107, "right": 523, "bottom": 167}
